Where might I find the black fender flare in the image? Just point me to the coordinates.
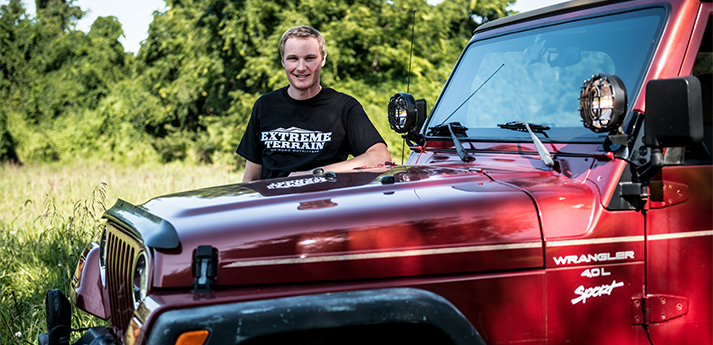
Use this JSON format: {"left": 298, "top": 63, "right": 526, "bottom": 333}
{"left": 146, "top": 288, "right": 485, "bottom": 345}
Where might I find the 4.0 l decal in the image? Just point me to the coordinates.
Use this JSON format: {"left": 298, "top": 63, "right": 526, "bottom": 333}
{"left": 580, "top": 267, "right": 610, "bottom": 278}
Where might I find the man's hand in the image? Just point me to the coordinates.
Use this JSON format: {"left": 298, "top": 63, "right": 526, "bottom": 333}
{"left": 289, "top": 143, "right": 391, "bottom": 176}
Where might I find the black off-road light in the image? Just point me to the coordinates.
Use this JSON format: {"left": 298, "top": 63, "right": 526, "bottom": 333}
{"left": 388, "top": 92, "right": 417, "bottom": 133}
{"left": 579, "top": 73, "right": 627, "bottom": 132}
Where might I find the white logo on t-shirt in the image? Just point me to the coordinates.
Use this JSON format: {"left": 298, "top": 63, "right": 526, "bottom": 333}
{"left": 261, "top": 127, "right": 332, "bottom": 153}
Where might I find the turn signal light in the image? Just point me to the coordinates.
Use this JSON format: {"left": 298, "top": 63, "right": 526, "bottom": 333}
{"left": 175, "top": 330, "right": 210, "bottom": 345}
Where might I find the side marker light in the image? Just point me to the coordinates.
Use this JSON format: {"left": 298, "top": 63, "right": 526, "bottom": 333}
{"left": 175, "top": 330, "right": 209, "bottom": 345}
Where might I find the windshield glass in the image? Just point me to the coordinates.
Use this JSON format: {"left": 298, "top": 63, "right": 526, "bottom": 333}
{"left": 428, "top": 7, "right": 666, "bottom": 142}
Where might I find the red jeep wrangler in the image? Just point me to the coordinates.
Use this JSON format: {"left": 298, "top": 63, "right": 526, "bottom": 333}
{"left": 41, "top": 0, "right": 712, "bottom": 344}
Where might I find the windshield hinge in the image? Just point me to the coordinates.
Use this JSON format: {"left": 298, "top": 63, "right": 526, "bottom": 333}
{"left": 608, "top": 182, "right": 649, "bottom": 211}
{"left": 619, "top": 182, "right": 650, "bottom": 199}
{"left": 632, "top": 295, "right": 688, "bottom": 325}
{"left": 193, "top": 245, "right": 217, "bottom": 293}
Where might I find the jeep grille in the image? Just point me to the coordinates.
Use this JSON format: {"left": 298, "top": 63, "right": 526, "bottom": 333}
{"left": 106, "top": 225, "right": 141, "bottom": 334}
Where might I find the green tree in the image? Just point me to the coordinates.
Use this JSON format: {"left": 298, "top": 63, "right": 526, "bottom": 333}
{"left": 133, "top": 0, "right": 514, "bottom": 164}
{"left": 1, "top": 0, "right": 514, "bottom": 165}
{"left": 0, "top": 0, "right": 138, "bottom": 162}
{"left": 0, "top": 0, "right": 31, "bottom": 163}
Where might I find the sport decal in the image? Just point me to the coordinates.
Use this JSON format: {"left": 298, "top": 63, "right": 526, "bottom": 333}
{"left": 571, "top": 280, "right": 624, "bottom": 305}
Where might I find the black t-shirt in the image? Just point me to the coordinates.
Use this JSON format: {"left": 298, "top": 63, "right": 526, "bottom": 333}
{"left": 237, "top": 87, "right": 386, "bottom": 179}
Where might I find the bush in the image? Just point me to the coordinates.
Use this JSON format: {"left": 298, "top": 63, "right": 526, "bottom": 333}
{"left": 0, "top": 184, "right": 106, "bottom": 344}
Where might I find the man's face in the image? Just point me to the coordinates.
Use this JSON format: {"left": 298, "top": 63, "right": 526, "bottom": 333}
{"left": 282, "top": 37, "right": 326, "bottom": 98}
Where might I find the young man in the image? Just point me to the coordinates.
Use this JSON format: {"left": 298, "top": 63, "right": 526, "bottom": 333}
{"left": 237, "top": 25, "right": 391, "bottom": 182}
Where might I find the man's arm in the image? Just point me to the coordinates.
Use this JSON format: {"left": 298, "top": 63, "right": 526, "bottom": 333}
{"left": 243, "top": 160, "right": 263, "bottom": 182}
{"left": 290, "top": 142, "right": 391, "bottom": 176}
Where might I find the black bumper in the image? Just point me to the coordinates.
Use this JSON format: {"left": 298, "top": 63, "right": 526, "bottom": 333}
{"left": 145, "top": 288, "right": 484, "bottom": 345}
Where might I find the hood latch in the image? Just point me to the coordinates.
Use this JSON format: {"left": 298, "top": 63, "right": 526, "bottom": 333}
{"left": 193, "top": 245, "right": 217, "bottom": 293}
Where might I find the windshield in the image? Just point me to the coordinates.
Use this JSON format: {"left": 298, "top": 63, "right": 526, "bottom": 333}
{"left": 428, "top": 7, "right": 666, "bottom": 142}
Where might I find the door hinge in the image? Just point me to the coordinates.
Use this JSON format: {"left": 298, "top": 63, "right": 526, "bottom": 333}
{"left": 632, "top": 295, "right": 689, "bottom": 325}
{"left": 193, "top": 245, "right": 217, "bottom": 293}
{"left": 649, "top": 181, "right": 689, "bottom": 208}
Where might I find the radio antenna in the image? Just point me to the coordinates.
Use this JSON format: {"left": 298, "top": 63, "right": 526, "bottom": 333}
{"left": 407, "top": 9, "right": 415, "bottom": 94}
{"left": 400, "top": 9, "right": 417, "bottom": 165}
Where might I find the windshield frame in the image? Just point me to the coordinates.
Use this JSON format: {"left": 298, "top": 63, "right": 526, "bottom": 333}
{"left": 423, "top": 3, "right": 670, "bottom": 144}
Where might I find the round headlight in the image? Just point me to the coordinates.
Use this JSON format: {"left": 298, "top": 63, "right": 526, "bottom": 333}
{"left": 99, "top": 227, "right": 107, "bottom": 287}
{"left": 388, "top": 93, "right": 417, "bottom": 133}
{"left": 132, "top": 251, "right": 148, "bottom": 307}
{"left": 579, "top": 73, "right": 627, "bottom": 133}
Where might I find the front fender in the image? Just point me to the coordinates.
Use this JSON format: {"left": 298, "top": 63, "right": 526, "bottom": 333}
{"left": 70, "top": 243, "right": 110, "bottom": 320}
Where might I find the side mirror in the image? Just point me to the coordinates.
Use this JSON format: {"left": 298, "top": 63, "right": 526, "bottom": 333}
{"left": 637, "top": 76, "right": 704, "bottom": 182}
{"left": 644, "top": 76, "right": 704, "bottom": 148}
{"left": 388, "top": 93, "right": 427, "bottom": 144}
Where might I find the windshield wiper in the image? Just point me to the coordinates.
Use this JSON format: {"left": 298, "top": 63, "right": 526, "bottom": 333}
{"left": 497, "top": 121, "right": 550, "bottom": 138}
{"left": 428, "top": 122, "right": 472, "bottom": 162}
{"left": 497, "top": 121, "right": 554, "bottom": 167}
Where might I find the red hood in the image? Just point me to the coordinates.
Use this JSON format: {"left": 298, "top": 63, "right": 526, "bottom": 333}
{"left": 107, "top": 163, "right": 596, "bottom": 288}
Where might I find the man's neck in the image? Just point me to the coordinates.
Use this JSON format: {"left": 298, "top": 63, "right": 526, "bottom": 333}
{"left": 287, "top": 85, "right": 322, "bottom": 100}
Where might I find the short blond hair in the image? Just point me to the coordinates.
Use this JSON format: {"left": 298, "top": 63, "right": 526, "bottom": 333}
{"left": 279, "top": 25, "right": 326, "bottom": 59}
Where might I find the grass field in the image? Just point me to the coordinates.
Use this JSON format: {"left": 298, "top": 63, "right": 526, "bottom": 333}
{"left": 0, "top": 161, "right": 241, "bottom": 344}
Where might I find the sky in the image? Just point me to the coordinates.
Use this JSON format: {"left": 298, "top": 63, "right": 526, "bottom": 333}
{"left": 4, "top": 0, "right": 565, "bottom": 54}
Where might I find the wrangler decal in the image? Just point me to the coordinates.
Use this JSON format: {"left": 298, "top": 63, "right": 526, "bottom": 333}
{"left": 553, "top": 251, "right": 634, "bottom": 265}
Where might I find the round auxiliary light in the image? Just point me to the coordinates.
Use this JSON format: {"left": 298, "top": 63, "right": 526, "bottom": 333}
{"left": 132, "top": 251, "right": 148, "bottom": 308}
{"left": 579, "top": 73, "right": 628, "bottom": 133}
{"left": 388, "top": 92, "right": 417, "bottom": 133}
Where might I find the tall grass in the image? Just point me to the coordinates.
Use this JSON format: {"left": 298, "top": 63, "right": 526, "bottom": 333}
{"left": 0, "top": 161, "right": 240, "bottom": 344}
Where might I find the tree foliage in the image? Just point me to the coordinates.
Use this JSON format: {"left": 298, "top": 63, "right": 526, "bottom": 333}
{"left": 0, "top": 0, "right": 514, "bottom": 166}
